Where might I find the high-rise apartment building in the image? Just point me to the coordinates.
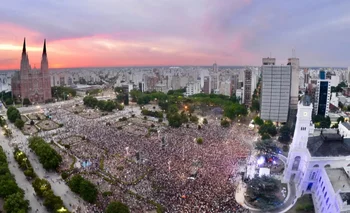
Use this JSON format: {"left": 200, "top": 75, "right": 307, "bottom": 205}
{"left": 314, "top": 79, "right": 331, "bottom": 117}
{"left": 11, "top": 38, "right": 52, "bottom": 103}
{"left": 219, "top": 81, "right": 232, "bottom": 97}
{"left": 185, "top": 81, "right": 201, "bottom": 96}
{"left": 243, "top": 69, "right": 252, "bottom": 106}
{"left": 260, "top": 65, "right": 292, "bottom": 122}
{"left": 288, "top": 58, "right": 300, "bottom": 110}
{"left": 319, "top": 70, "right": 326, "bottom": 80}
{"left": 231, "top": 74, "right": 239, "bottom": 94}
{"left": 203, "top": 76, "right": 211, "bottom": 94}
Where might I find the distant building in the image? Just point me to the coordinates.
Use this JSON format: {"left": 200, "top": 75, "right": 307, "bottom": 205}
{"left": 170, "top": 75, "right": 181, "bottom": 90}
{"left": 186, "top": 81, "right": 201, "bottom": 96}
{"left": 260, "top": 65, "right": 291, "bottom": 122}
{"left": 203, "top": 76, "right": 211, "bottom": 94}
{"left": 219, "top": 80, "right": 232, "bottom": 97}
{"left": 319, "top": 70, "right": 326, "bottom": 80}
{"left": 243, "top": 69, "right": 252, "bottom": 106}
{"left": 262, "top": 57, "right": 276, "bottom": 65}
{"left": 331, "top": 75, "right": 340, "bottom": 87}
{"left": 288, "top": 58, "right": 300, "bottom": 110}
{"left": 231, "top": 74, "right": 239, "bottom": 94}
{"left": 138, "top": 82, "right": 145, "bottom": 92}
{"left": 314, "top": 79, "right": 331, "bottom": 117}
{"left": 11, "top": 38, "right": 52, "bottom": 103}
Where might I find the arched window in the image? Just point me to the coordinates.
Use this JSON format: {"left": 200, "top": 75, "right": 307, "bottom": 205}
{"left": 292, "top": 156, "right": 301, "bottom": 171}
{"left": 324, "top": 164, "right": 331, "bottom": 168}
{"left": 313, "top": 164, "right": 319, "bottom": 168}
{"left": 347, "top": 164, "right": 350, "bottom": 167}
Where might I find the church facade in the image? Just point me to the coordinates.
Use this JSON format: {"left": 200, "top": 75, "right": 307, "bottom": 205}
{"left": 283, "top": 96, "right": 350, "bottom": 213}
{"left": 11, "top": 38, "right": 52, "bottom": 103}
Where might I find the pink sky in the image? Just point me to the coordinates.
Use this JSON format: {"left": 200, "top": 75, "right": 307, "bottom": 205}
{"left": 1, "top": 0, "right": 350, "bottom": 69}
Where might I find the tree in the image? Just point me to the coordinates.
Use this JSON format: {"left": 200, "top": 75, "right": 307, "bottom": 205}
{"left": 221, "top": 119, "right": 230, "bottom": 127}
{"left": 105, "top": 201, "right": 130, "bottom": 213}
{"left": 15, "top": 119, "right": 24, "bottom": 130}
{"left": 167, "top": 113, "right": 182, "bottom": 128}
{"left": 253, "top": 116, "right": 264, "bottom": 126}
{"left": 43, "top": 189, "right": 64, "bottom": 211}
{"left": 203, "top": 118, "right": 208, "bottom": 124}
{"left": 278, "top": 125, "right": 291, "bottom": 143}
{"left": 68, "top": 175, "right": 97, "bottom": 203}
{"left": 251, "top": 99, "right": 260, "bottom": 112}
{"left": 255, "top": 140, "right": 278, "bottom": 154}
{"left": 337, "top": 116, "right": 345, "bottom": 123}
{"left": 79, "top": 179, "right": 98, "bottom": 203}
{"left": 23, "top": 98, "right": 31, "bottom": 106}
{"left": 7, "top": 106, "right": 21, "bottom": 123}
{"left": 28, "top": 137, "right": 62, "bottom": 170}
{"left": 224, "top": 104, "right": 248, "bottom": 120}
{"left": 246, "top": 176, "right": 282, "bottom": 210}
{"left": 4, "top": 192, "right": 29, "bottom": 213}
{"left": 196, "top": 137, "right": 203, "bottom": 144}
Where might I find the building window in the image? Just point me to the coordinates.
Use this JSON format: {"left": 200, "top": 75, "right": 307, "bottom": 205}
{"left": 326, "top": 197, "right": 329, "bottom": 204}
{"left": 292, "top": 156, "right": 301, "bottom": 171}
{"left": 314, "top": 164, "right": 319, "bottom": 168}
{"left": 324, "top": 192, "right": 327, "bottom": 198}
{"left": 324, "top": 164, "right": 331, "bottom": 168}
{"left": 307, "top": 182, "right": 313, "bottom": 191}
{"left": 322, "top": 186, "right": 325, "bottom": 192}
{"left": 319, "top": 177, "right": 322, "bottom": 182}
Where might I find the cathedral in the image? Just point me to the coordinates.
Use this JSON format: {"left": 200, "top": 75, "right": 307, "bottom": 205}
{"left": 284, "top": 95, "right": 350, "bottom": 213}
{"left": 11, "top": 38, "right": 52, "bottom": 103}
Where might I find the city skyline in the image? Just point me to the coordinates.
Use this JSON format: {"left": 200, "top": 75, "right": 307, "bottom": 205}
{"left": 1, "top": 0, "right": 350, "bottom": 69}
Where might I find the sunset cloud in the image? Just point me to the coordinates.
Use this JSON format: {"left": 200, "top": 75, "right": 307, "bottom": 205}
{"left": 0, "top": 0, "right": 349, "bottom": 69}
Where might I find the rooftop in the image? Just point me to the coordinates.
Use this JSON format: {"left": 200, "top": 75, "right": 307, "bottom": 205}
{"left": 307, "top": 132, "right": 350, "bottom": 157}
{"left": 342, "top": 122, "right": 350, "bottom": 131}
{"left": 326, "top": 168, "right": 350, "bottom": 192}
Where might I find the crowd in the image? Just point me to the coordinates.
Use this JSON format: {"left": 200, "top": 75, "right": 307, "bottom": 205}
{"left": 40, "top": 104, "right": 257, "bottom": 213}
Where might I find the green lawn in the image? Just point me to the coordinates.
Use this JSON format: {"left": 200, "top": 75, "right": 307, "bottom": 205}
{"left": 287, "top": 195, "right": 314, "bottom": 213}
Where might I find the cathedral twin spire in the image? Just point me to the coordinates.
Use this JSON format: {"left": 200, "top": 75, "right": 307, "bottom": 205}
{"left": 21, "top": 37, "right": 47, "bottom": 57}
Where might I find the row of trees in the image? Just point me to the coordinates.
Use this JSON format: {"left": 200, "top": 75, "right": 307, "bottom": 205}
{"left": 68, "top": 175, "right": 98, "bottom": 203}
{"left": 141, "top": 109, "right": 164, "bottom": 118}
{"left": 52, "top": 86, "right": 77, "bottom": 100}
{"left": 13, "top": 147, "right": 36, "bottom": 179}
{"left": 32, "top": 178, "right": 70, "bottom": 212}
{"left": 28, "top": 137, "right": 62, "bottom": 170}
{"left": 0, "top": 146, "right": 30, "bottom": 213}
{"left": 83, "top": 96, "right": 124, "bottom": 111}
{"left": 13, "top": 146, "right": 70, "bottom": 212}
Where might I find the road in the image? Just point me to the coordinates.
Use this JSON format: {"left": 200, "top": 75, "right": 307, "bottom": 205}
{"left": 0, "top": 133, "right": 47, "bottom": 213}
{"left": 1, "top": 104, "right": 86, "bottom": 212}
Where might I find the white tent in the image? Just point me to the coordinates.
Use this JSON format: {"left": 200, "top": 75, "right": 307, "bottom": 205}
{"left": 259, "top": 168, "right": 270, "bottom": 177}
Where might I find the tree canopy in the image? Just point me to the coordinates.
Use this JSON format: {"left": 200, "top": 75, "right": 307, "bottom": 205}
{"left": 246, "top": 175, "right": 282, "bottom": 210}
{"left": 7, "top": 106, "right": 21, "bottom": 123}
{"left": 255, "top": 139, "right": 279, "bottom": 154}
{"left": 105, "top": 201, "right": 130, "bottom": 213}
{"left": 0, "top": 146, "right": 29, "bottom": 213}
{"left": 28, "top": 137, "right": 62, "bottom": 170}
{"left": 68, "top": 175, "right": 98, "bottom": 203}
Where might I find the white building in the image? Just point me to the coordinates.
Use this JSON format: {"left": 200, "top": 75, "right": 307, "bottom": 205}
{"left": 283, "top": 97, "right": 350, "bottom": 213}
{"left": 330, "top": 92, "right": 339, "bottom": 108}
{"left": 331, "top": 75, "right": 340, "bottom": 87}
{"left": 185, "top": 81, "right": 201, "bottom": 96}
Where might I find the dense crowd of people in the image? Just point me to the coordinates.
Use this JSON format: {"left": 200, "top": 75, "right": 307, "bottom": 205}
{"left": 39, "top": 103, "right": 258, "bottom": 213}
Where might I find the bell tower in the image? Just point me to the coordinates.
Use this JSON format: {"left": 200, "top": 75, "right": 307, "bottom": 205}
{"left": 283, "top": 95, "right": 314, "bottom": 187}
